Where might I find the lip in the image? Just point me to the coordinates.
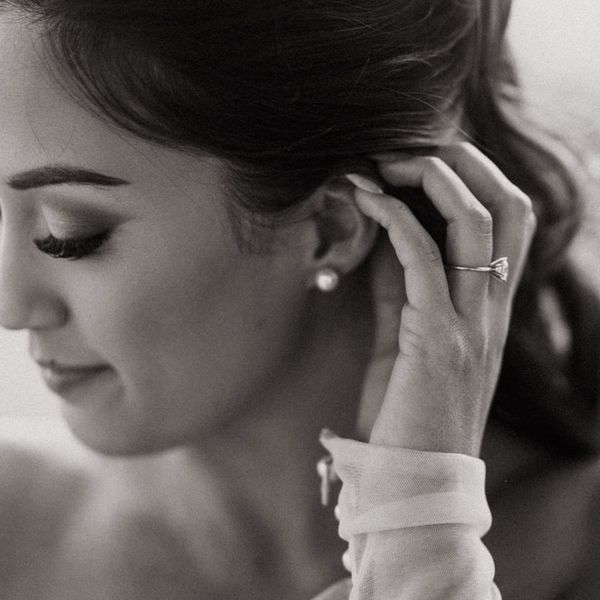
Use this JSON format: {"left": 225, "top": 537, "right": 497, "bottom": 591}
{"left": 36, "top": 361, "right": 112, "bottom": 398}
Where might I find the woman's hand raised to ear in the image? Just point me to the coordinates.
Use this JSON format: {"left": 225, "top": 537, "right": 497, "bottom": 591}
{"left": 349, "top": 142, "right": 537, "bottom": 457}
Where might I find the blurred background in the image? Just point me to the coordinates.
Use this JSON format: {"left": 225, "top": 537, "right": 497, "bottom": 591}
{"left": 1, "top": 0, "right": 599, "bottom": 417}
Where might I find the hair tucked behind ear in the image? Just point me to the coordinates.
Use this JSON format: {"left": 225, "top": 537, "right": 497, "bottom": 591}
{"left": 5, "top": 0, "right": 600, "bottom": 454}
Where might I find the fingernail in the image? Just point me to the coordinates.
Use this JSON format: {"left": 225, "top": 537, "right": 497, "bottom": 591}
{"left": 344, "top": 173, "right": 384, "bottom": 195}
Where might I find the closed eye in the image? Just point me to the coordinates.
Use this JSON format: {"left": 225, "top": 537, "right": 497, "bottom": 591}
{"left": 34, "top": 231, "right": 110, "bottom": 260}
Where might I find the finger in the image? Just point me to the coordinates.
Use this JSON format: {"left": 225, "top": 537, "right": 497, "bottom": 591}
{"left": 374, "top": 144, "right": 537, "bottom": 296}
{"left": 435, "top": 143, "right": 537, "bottom": 296}
{"left": 349, "top": 184, "right": 453, "bottom": 316}
{"left": 376, "top": 156, "right": 494, "bottom": 314}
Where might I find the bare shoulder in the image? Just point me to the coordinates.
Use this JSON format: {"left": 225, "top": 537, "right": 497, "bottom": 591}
{"left": 0, "top": 416, "right": 95, "bottom": 509}
{"left": 0, "top": 418, "right": 222, "bottom": 599}
{"left": 0, "top": 418, "right": 97, "bottom": 587}
{"left": 0, "top": 416, "right": 98, "bottom": 496}
{"left": 63, "top": 502, "right": 213, "bottom": 600}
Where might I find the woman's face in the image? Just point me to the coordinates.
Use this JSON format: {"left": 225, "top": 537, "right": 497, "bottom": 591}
{"left": 0, "top": 18, "right": 313, "bottom": 454}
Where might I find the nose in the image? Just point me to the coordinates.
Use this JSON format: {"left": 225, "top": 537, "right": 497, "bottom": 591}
{"left": 0, "top": 230, "right": 68, "bottom": 331}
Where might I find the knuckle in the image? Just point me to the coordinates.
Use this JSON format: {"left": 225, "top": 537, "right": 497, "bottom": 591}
{"left": 506, "top": 188, "right": 538, "bottom": 234}
{"left": 454, "top": 140, "right": 477, "bottom": 157}
{"left": 467, "top": 205, "right": 493, "bottom": 236}
{"left": 526, "top": 210, "right": 538, "bottom": 232}
{"left": 508, "top": 186, "right": 534, "bottom": 213}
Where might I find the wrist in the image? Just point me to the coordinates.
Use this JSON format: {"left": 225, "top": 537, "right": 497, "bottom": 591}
{"left": 369, "top": 420, "right": 483, "bottom": 457}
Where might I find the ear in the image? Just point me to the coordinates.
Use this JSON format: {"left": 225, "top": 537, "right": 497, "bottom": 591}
{"left": 304, "top": 174, "right": 381, "bottom": 288}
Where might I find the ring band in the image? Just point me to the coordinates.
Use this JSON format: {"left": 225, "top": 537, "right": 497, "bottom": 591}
{"left": 444, "top": 257, "right": 509, "bottom": 282}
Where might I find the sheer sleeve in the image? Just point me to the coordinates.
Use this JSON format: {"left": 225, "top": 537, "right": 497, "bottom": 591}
{"left": 316, "top": 432, "right": 502, "bottom": 600}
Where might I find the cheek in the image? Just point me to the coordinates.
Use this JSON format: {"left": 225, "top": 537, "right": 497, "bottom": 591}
{"left": 74, "top": 237, "right": 304, "bottom": 432}
{"left": 86, "top": 248, "right": 230, "bottom": 387}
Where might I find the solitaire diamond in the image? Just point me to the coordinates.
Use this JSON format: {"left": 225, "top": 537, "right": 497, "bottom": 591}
{"left": 490, "top": 257, "right": 509, "bottom": 282}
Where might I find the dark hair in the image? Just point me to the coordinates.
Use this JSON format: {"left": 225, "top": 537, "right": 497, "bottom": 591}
{"left": 5, "top": 0, "right": 600, "bottom": 455}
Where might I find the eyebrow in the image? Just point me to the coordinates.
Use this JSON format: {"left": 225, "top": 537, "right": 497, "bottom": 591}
{"left": 5, "top": 164, "right": 131, "bottom": 190}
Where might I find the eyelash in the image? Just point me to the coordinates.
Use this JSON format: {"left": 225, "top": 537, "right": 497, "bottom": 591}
{"left": 34, "top": 231, "right": 110, "bottom": 260}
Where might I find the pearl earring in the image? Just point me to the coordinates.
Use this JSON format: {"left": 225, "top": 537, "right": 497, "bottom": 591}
{"left": 315, "top": 267, "right": 340, "bottom": 292}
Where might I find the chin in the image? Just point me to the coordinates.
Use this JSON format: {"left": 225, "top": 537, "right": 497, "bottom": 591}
{"left": 59, "top": 403, "right": 177, "bottom": 457}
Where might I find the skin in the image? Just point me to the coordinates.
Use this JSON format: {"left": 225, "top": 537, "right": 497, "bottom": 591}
{"left": 0, "top": 16, "right": 379, "bottom": 457}
{"left": 1, "top": 11, "right": 600, "bottom": 600}
{"left": 358, "top": 148, "right": 537, "bottom": 456}
{"left": 0, "top": 15, "right": 378, "bottom": 599}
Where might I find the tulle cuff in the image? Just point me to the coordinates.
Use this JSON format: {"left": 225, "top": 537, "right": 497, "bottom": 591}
{"left": 319, "top": 431, "right": 492, "bottom": 540}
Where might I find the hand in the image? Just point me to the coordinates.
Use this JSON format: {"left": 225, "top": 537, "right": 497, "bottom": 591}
{"left": 350, "top": 142, "right": 537, "bottom": 457}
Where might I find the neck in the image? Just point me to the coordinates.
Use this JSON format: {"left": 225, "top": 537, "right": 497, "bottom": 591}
{"left": 170, "top": 275, "right": 372, "bottom": 596}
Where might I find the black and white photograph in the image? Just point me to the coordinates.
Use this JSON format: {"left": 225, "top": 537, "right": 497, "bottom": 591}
{"left": 0, "top": 1, "right": 599, "bottom": 598}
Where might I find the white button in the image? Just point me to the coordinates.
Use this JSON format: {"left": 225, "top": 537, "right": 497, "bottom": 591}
{"left": 334, "top": 504, "right": 341, "bottom": 521}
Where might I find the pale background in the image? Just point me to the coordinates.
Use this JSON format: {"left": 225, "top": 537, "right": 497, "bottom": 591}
{"left": 1, "top": 0, "right": 599, "bottom": 417}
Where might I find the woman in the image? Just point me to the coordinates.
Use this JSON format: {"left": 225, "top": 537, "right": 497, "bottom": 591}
{"left": 0, "top": 1, "right": 598, "bottom": 599}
